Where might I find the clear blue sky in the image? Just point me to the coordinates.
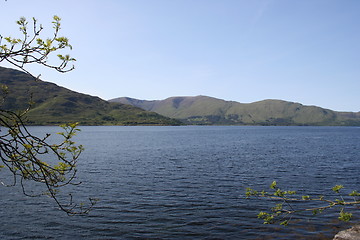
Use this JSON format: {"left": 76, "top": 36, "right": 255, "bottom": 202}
{"left": 1, "top": 0, "right": 359, "bottom": 111}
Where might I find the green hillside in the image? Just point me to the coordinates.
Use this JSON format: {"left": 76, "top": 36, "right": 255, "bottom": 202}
{"left": 110, "top": 96, "right": 360, "bottom": 126}
{"left": 0, "top": 67, "right": 182, "bottom": 125}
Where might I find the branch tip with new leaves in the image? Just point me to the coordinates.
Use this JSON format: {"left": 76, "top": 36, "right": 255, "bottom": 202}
{"left": 246, "top": 182, "right": 360, "bottom": 226}
{"left": 0, "top": 16, "right": 97, "bottom": 215}
{"left": 0, "top": 114, "right": 96, "bottom": 215}
{"left": 0, "top": 15, "right": 76, "bottom": 78}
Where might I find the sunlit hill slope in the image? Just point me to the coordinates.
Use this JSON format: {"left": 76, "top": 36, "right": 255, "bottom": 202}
{"left": 110, "top": 96, "right": 360, "bottom": 126}
{"left": 0, "top": 67, "right": 182, "bottom": 126}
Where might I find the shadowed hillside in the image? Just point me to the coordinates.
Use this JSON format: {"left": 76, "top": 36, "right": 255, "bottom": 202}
{"left": 0, "top": 67, "right": 182, "bottom": 125}
{"left": 110, "top": 96, "right": 360, "bottom": 126}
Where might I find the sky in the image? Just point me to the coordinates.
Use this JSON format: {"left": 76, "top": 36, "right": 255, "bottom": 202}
{"left": 1, "top": 0, "right": 360, "bottom": 112}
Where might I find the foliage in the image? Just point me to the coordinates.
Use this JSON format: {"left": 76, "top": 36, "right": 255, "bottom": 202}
{"left": 0, "top": 16, "right": 182, "bottom": 126}
{"left": 246, "top": 181, "right": 360, "bottom": 226}
{"left": 0, "top": 16, "right": 96, "bottom": 214}
{"left": 0, "top": 15, "right": 178, "bottom": 217}
{"left": 0, "top": 15, "right": 75, "bottom": 77}
{"left": 0, "top": 113, "right": 97, "bottom": 214}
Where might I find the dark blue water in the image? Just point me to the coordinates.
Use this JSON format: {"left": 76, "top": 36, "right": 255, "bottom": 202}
{"left": 1, "top": 126, "right": 360, "bottom": 239}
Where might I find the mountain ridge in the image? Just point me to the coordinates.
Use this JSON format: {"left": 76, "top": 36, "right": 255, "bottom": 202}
{"left": 2, "top": 65, "right": 359, "bottom": 126}
{"left": 110, "top": 96, "right": 360, "bottom": 126}
{"left": 0, "top": 66, "right": 182, "bottom": 126}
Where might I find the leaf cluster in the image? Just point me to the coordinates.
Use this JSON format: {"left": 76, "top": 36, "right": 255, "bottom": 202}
{"left": 0, "top": 16, "right": 75, "bottom": 77}
{"left": 246, "top": 181, "right": 360, "bottom": 226}
{"left": 0, "top": 15, "right": 97, "bottom": 215}
{"left": 0, "top": 110, "right": 96, "bottom": 214}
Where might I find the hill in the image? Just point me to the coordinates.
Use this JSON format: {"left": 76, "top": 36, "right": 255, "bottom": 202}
{"left": 110, "top": 96, "right": 360, "bottom": 126}
{"left": 0, "top": 67, "right": 182, "bottom": 125}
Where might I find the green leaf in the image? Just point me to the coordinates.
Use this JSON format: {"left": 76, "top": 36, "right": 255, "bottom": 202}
{"left": 349, "top": 190, "right": 360, "bottom": 197}
{"left": 271, "top": 203, "right": 283, "bottom": 212}
{"left": 338, "top": 209, "right": 352, "bottom": 222}
{"left": 245, "top": 188, "right": 258, "bottom": 197}
{"left": 280, "top": 220, "right": 289, "bottom": 226}
{"left": 257, "top": 211, "right": 268, "bottom": 219}
{"left": 332, "top": 185, "right": 344, "bottom": 193}
{"left": 274, "top": 188, "right": 285, "bottom": 197}
{"left": 270, "top": 181, "right": 277, "bottom": 189}
{"left": 53, "top": 15, "right": 61, "bottom": 21}
{"left": 302, "top": 195, "right": 310, "bottom": 200}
